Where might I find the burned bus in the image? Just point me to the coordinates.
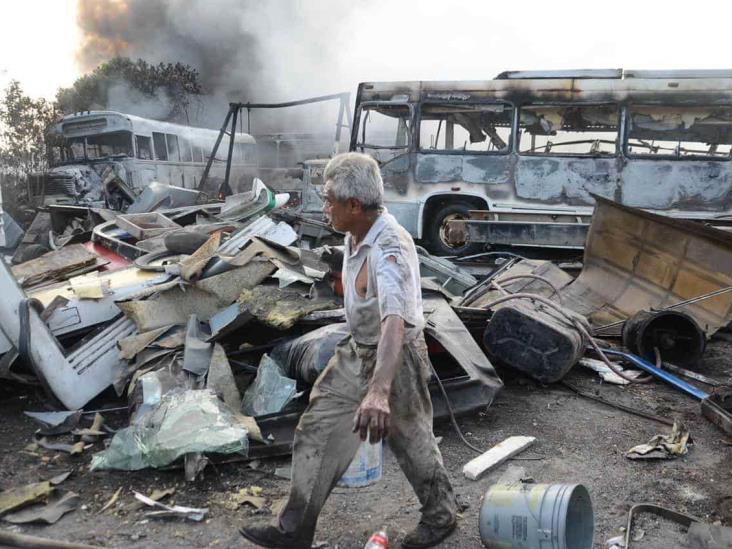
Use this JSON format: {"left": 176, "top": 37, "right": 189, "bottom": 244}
{"left": 32, "top": 111, "right": 257, "bottom": 208}
{"left": 351, "top": 70, "right": 732, "bottom": 254}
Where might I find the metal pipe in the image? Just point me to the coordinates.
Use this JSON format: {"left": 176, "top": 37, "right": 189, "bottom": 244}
{"left": 198, "top": 106, "right": 233, "bottom": 191}
{"left": 223, "top": 105, "right": 239, "bottom": 196}
{"left": 234, "top": 92, "right": 350, "bottom": 110}
{"left": 602, "top": 349, "right": 709, "bottom": 400}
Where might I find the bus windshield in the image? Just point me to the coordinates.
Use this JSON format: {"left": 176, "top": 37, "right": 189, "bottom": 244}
{"left": 53, "top": 131, "right": 134, "bottom": 164}
{"left": 356, "top": 104, "right": 410, "bottom": 163}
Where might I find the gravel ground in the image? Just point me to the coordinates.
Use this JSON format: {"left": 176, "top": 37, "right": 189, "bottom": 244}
{"left": 0, "top": 340, "right": 730, "bottom": 549}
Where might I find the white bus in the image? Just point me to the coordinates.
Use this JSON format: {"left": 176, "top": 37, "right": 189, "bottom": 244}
{"left": 33, "top": 111, "right": 257, "bottom": 206}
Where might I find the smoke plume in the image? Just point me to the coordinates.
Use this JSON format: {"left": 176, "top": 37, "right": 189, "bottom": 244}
{"left": 76, "top": 0, "right": 352, "bottom": 131}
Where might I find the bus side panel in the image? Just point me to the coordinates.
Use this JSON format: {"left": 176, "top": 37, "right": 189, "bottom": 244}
{"left": 514, "top": 157, "right": 619, "bottom": 206}
{"left": 383, "top": 200, "right": 420, "bottom": 235}
{"left": 620, "top": 160, "right": 732, "bottom": 212}
{"left": 414, "top": 154, "right": 510, "bottom": 184}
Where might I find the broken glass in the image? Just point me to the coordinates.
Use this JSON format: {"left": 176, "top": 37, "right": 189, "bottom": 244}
{"left": 241, "top": 354, "right": 297, "bottom": 416}
{"left": 627, "top": 105, "right": 732, "bottom": 158}
{"left": 91, "top": 389, "right": 249, "bottom": 471}
{"left": 519, "top": 104, "right": 619, "bottom": 155}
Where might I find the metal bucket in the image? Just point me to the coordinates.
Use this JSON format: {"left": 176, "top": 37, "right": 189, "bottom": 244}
{"left": 479, "top": 483, "right": 594, "bottom": 549}
{"left": 337, "top": 439, "right": 383, "bottom": 488}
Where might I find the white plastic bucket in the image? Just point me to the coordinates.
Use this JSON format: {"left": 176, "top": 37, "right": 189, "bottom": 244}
{"left": 337, "top": 439, "right": 383, "bottom": 488}
{"left": 479, "top": 483, "right": 594, "bottom": 549}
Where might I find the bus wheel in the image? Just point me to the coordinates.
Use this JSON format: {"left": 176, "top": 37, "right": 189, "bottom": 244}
{"left": 426, "top": 202, "right": 482, "bottom": 256}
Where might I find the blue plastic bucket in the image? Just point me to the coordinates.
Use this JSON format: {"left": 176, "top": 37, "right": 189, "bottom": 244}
{"left": 479, "top": 483, "right": 594, "bottom": 549}
{"left": 337, "top": 439, "right": 383, "bottom": 488}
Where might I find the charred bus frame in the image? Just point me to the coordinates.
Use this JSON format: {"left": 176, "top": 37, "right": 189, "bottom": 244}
{"left": 352, "top": 69, "right": 732, "bottom": 253}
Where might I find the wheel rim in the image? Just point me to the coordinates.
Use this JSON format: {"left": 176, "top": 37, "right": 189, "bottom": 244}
{"left": 439, "top": 212, "right": 468, "bottom": 249}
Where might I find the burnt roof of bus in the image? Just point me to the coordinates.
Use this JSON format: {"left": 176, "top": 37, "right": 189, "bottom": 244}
{"left": 53, "top": 110, "right": 256, "bottom": 143}
{"left": 357, "top": 70, "right": 732, "bottom": 105}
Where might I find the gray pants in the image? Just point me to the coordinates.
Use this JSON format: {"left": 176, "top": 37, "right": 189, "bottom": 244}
{"left": 277, "top": 335, "right": 456, "bottom": 543}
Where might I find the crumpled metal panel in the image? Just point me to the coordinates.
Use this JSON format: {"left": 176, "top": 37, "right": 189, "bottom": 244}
{"left": 560, "top": 196, "right": 732, "bottom": 335}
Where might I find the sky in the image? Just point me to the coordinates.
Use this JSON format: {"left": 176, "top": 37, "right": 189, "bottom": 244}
{"left": 0, "top": 0, "right": 79, "bottom": 99}
{"left": 1, "top": 0, "right": 732, "bottom": 103}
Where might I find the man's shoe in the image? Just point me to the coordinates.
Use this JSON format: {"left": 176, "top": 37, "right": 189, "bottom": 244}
{"left": 402, "top": 520, "right": 457, "bottom": 549}
{"left": 239, "top": 523, "right": 310, "bottom": 549}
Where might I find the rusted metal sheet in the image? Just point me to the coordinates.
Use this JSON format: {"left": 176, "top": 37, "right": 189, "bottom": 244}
{"left": 561, "top": 196, "right": 732, "bottom": 335}
{"left": 451, "top": 219, "right": 590, "bottom": 249}
{"left": 464, "top": 199, "right": 732, "bottom": 337}
{"left": 11, "top": 244, "right": 107, "bottom": 288}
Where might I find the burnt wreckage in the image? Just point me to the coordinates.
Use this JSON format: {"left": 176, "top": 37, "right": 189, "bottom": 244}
{"left": 0, "top": 73, "right": 731, "bottom": 511}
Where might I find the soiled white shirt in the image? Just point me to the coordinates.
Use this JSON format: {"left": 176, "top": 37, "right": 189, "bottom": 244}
{"left": 343, "top": 210, "right": 424, "bottom": 346}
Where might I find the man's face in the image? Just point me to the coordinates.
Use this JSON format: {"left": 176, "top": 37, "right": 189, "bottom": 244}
{"left": 322, "top": 182, "right": 361, "bottom": 233}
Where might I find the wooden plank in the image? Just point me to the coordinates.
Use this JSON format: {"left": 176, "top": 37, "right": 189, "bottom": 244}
{"left": 463, "top": 436, "right": 536, "bottom": 480}
{"left": 12, "top": 244, "right": 101, "bottom": 288}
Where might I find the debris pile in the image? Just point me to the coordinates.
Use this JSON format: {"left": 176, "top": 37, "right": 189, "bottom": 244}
{"left": 0, "top": 177, "right": 505, "bottom": 482}
{"left": 2, "top": 180, "right": 732, "bottom": 545}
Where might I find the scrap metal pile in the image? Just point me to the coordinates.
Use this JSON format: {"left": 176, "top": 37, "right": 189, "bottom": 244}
{"left": 0, "top": 177, "right": 504, "bottom": 483}
{"left": 1, "top": 183, "right": 731, "bottom": 490}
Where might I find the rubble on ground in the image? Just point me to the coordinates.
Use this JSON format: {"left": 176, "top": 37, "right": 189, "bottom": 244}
{"left": 1, "top": 179, "right": 731, "bottom": 546}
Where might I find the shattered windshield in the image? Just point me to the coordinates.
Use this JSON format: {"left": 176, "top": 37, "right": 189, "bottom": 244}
{"left": 54, "top": 131, "right": 134, "bottom": 164}
{"left": 85, "top": 131, "right": 134, "bottom": 159}
{"left": 50, "top": 137, "right": 85, "bottom": 165}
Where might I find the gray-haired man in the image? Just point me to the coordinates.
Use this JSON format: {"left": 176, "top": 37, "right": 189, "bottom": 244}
{"left": 241, "top": 152, "right": 457, "bottom": 548}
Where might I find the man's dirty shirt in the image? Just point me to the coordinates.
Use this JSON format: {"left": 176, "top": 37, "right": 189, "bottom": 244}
{"left": 343, "top": 209, "right": 424, "bottom": 346}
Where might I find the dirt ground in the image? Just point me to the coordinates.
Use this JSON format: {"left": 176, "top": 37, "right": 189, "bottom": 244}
{"left": 0, "top": 339, "right": 730, "bottom": 549}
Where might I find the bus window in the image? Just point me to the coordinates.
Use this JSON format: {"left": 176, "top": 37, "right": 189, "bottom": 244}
{"left": 193, "top": 146, "right": 204, "bottom": 163}
{"left": 66, "top": 138, "right": 85, "bottom": 161}
{"left": 153, "top": 132, "right": 168, "bottom": 160}
{"left": 519, "top": 105, "right": 619, "bottom": 156}
{"left": 234, "top": 143, "right": 255, "bottom": 164}
{"left": 179, "top": 136, "right": 193, "bottom": 162}
{"left": 166, "top": 134, "right": 180, "bottom": 162}
{"left": 356, "top": 104, "right": 411, "bottom": 163}
{"left": 627, "top": 106, "right": 732, "bottom": 159}
{"left": 136, "top": 135, "right": 152, "bottom": 160}
{"left": 420, "top": 103, "right": 513, "bottom": 153}
{"left": 85, "top": 131, "right": 133, "bottom": 159}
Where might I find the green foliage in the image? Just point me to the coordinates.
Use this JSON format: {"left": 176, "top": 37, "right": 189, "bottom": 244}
{"left": 56, "top": 57, "right": 202, "bottom": 123}
{"left": 0, "top": 80, "right": 58, "bottom": 176}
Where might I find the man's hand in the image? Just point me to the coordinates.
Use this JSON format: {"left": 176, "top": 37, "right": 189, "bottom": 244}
{"left": 353, "top": 387, "right": 391, "bottom": 443}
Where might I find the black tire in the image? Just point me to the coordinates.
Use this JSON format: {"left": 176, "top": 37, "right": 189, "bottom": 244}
{"left": 425, "top": 202, "right": 482, "bottom": 256}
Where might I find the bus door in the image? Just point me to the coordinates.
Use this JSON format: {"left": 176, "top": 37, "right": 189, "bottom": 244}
{"left": 133, "top": 134, "right": 157, "bottom": 188}
{"left": 514, "top": 104, "right": 621, "bottom": 208}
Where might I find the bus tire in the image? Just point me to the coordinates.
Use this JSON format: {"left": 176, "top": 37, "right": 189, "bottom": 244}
{"left": 426, "top": 202, "right": 482, "bottom": 256}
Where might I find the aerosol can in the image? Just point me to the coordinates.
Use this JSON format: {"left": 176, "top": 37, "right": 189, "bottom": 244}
{"left": 364, "top": 529, "right": 388, "bottom": 549}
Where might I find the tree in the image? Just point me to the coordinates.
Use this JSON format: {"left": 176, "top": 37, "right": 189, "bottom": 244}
{"left": 56, "top": 57, "right": 202, "bottom": 123}
{"left": 0, "top": 80, "right": 58, "bottom": 176}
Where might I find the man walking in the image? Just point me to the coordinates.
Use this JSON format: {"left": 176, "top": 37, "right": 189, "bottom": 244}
{"left": 241, "top": 152, "right": 457, "bottom": 548}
